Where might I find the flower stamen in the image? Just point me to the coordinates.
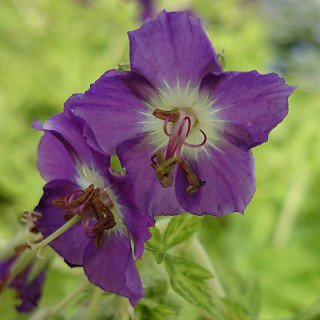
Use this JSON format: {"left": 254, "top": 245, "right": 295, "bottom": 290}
{"left": 55, "top": 185, "right": 117, "bottom": 247}
{"left": 152, "top": 110, "right": 208, "bottom": 192}
{"left": 179, "top": 160, "right": 206, "bottom": 194}
{"left": 30, "top": 185, "right": 118, "bottom": 250}
{"left": 151, "top": 150, "right": 179, "bottom": 187}
{"left": 153, "top": 109, "right": 180, "bottom": 123}
{"left": 53, "top": 184, "right": 99, "bottom": 219}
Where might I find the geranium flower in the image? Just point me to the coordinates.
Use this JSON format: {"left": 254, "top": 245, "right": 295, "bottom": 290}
{"left": 69, "top": 11, "right": 295, "bottom": 216}
{"left": 33, "top": 111, "right": 153, "bottom": 305}
{"left": 0, "top": 255, "right": 46, "bottom": 313}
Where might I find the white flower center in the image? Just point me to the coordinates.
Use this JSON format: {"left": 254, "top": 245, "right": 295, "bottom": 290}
{"left": 139, "top": 79, "right": 225, "bottom": 162}
{"left": 76, "top": 163, "right": 127, "bottom": 237}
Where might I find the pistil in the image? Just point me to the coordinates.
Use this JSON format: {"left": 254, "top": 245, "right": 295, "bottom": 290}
{"left": 151, "top": 107, "right": 207, "bottom": 194}
{"left": 151, "top": 114, "right": 192, "bottom": 187}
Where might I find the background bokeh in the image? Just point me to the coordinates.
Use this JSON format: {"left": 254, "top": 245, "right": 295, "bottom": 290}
{"left": 0, "top": 0, "right": 319, "bottom": 319}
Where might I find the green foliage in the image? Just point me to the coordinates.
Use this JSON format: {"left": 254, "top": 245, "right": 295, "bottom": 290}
{"left": 146, "top": 216, "right": 216, "bottom": 316}
{"left": 0, "top": 0, "right": 319, "bottom": 319}
{"left": 163, "top": 214, "right": 201, "bottom": 250}
{"left": 146, "top": 227, "right": 165, "bottom": 263}
{"left": 146, "top": 214, "right": 202, "bottom": 265}
{"left": 165, "top": 255, "right": 215, "bottom": 316}
{"left": 135, "top": 299, "right": 177, "bottom": 320}
{"left": 222, "top": 297, "right": 254, "bottom": 320}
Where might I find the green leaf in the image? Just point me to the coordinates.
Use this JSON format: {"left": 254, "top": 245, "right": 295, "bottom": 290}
{"left": 163, "top": 213, "right": 201, "bottom": 250}
{"left": 164, "top": 255, "right": 215, "bottom": 315}
{"left": 136, "top": 299, "right": 177, "bottom": 320}
{"left": 146, "top": 227, "right": 165, "bottom": 263}
{"left": 239, "top": 277, "right": 261, "bottom": 319}
{"left": 222, "top": 297, "right": 254, "bottom": 320}
{"left": 222, "top": 271, "right": 261, "bottom": 319}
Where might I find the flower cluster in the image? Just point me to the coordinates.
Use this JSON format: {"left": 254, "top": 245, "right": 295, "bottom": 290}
{"left": 31, "top": 10, "right": 294, "bottom": 307}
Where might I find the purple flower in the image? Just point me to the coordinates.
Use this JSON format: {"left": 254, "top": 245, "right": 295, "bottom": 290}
{"left": 68, "top": 11, "right": 295, "bottom": 217}
{"left": 138, "top": 0, "right": 156, "bottom": 21}
{"left": 34, "top": 111, "right": 154, "bottom": 305}
{"left": 0, "top": 255, "right": 46, "bottom": 313}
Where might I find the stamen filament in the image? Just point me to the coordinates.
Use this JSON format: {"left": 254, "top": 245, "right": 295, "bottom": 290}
{"left": 163, "top": 116, "right": 171, "bottom": 137}
{"left": 29, "top": 215, "right": 81, "bottom": 251}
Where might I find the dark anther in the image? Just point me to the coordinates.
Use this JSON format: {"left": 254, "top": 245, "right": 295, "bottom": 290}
{"left": 179, "top": 160, "right": 206, "bottom": 194}
{"left": 151, "top": 151, "right": 179, "bottom": 188}
{"left": 153, "top": 109, "right": 180, "bottom": 123}
{"left": 53, "top": 184, "right": 117, "bottom": 248}
{"left": 91, "top": 217, "right": 116, "bottom": 248}
{"left": 53, "top": 184, "right": 100, "bottom": 219}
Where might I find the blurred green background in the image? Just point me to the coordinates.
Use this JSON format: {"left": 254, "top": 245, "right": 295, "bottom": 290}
{"left": 0, "top": 0, "right": 319, "bottom": 319}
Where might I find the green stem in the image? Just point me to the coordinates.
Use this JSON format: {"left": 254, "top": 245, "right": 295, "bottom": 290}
{"left": 272, "top": 170, "right": 310, "bottom": 247}
{"left": 9, "top": 249, "right": 36, "bottom": 279}
{"left": 51, "top": 280, "right": 89, "bottom": 314}
{"left": 190, "top": 236, "right": 226, "bottom": 297}
{"left": 83, "top": 286, "right": 102, "bottom": 320}
{"left": 30, "top": 215, "right": 81, "bottom": 251}
{"left": 30, "top": 280, "right": 89, "bottom": 320}
{"left": 189, "top": 236, "right": 227, "bottom": 319}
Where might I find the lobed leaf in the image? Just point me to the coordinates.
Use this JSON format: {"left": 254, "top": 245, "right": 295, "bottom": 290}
{"left": 146, "top": 227, "right": 165, "bottom": 263}
{"left": 163, "top": 214, "right": 201, "bottom": 250}
{"left": 164, "top": 254, "right": 215, "bottom": 315}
